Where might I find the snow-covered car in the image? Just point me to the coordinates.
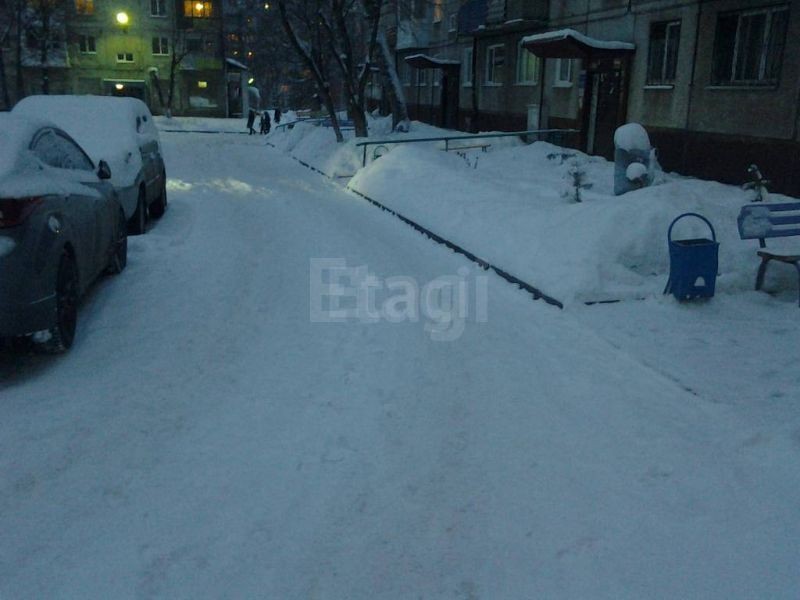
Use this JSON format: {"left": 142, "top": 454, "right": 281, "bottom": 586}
{"left": 0, "top": 113, "right": 127, "bottom": 352}
{"left": 13, "top": 95, "right": 167, "bottom": 235}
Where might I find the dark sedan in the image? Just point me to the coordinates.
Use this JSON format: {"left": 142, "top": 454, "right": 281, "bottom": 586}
{"left": 0, "top": 114, "right": 127, "bottom": 352}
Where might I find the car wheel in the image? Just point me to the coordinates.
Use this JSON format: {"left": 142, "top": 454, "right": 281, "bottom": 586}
{"left": 128, "top": 188, "right": 147, "bottom": 235}
{"left": 40, "top": 253, "right": 79, "bottom": 354}
{"left": 107, "top": 209, "right": 128, "bottom": 274}
{"left": 149, "top": 176, "right": 167, "bottom": 219}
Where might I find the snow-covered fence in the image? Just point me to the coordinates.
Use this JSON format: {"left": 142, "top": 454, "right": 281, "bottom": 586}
{"left": 354, "top": 129, "right": 580, "bottom": 167}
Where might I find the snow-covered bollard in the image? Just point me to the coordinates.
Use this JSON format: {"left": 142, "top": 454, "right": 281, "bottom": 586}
{"left": 614, "top": 123, "right": 652, "bottom": 195}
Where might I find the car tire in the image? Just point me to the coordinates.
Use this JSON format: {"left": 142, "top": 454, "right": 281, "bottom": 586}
{"left": 128, "top": 188, "right": 147, "bottom": 235}
{"left": 40, "top": 253, "right": 79, "bottom": 354}
{"left": 107, "top": 210, "right": 128, "bottom": 275}
{"left": 149, "top": 176, "right": 167, "bottom": 219}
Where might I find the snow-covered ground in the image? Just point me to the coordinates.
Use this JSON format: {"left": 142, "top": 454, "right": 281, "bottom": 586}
{"left": 1, "top": 119, "right": 799, "bottom": 598}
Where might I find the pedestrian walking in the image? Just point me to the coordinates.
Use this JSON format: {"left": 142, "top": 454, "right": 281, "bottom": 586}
{"left": 260, "top": 110, "right": 271, "bottom": 134}
{"left": 273, "top": 108, "right": 281, "bottom": 125}
{"left": 246, "top": 108, "right": 256, "bottom": 135}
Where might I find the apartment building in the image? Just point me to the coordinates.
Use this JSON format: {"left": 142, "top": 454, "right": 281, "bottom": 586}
{"left": 395, "top": 0, "right": 800, "bottom": 196}
{"left": 2, "top": 0, "right": 228, "bottom": 116}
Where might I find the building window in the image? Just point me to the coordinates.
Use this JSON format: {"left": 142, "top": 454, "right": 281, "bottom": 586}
{"left": 432, "top": 0, "right": 443, "bottom": 23}
{"left": 554, "top": 58, "right": 572, "bottom": 86}
{"left": 78, "top": 35, "right": 96, "bottom": 53}
{"left": 415, "top": 68, "right": 427, "bottom": 86}
{"left": 184, "top": 1, "right": 212, "bottom": 17}
{"left": 647, "top": 20, "right": 680, "bottom": 84}
{"left": 485, "top": 44, "right": 504, "bottom": 85}
{"left": 152, "top": 36, "right": 169, "bottom": 55}
{"left": 712, "top": 6, "right": 788, "bottom": 85}
{"left": 462, "top": 47, "right": 473, "bottom": 85}
{"left": 151, "top": 0, "right": 167, "bottom": 16}
{"left": 75, "top": 0, "right": 94, "bottom": 15}
{"left": 516, "top": 42, "right": 539, "bottom": 84}
{"left": 448, "top": 14, "right": 457, "bottom": 32}
{"left": 116, "top": 52, "right": 134, "bottom": 63}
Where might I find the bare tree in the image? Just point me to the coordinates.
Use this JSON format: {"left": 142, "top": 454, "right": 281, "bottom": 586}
{"left": 24, "top": 0, "right": 67, "bottom": 94}
{"left": 0, "top": 9, "right": 12, "bottom": 108}
{"left": 277, "top": 0, "right": 345, "bottom": 141}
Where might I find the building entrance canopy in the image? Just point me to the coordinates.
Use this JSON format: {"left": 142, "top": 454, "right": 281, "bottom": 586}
{"left": 404, "top": 54, "right": 460, "bottom": 70}
{"left": 521, "top": 28, "right": 635, "bottom": 59}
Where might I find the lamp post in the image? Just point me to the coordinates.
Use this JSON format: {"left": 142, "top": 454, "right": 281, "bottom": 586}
{"left": 115, "top": 11, "right": 129, "bottom": 27}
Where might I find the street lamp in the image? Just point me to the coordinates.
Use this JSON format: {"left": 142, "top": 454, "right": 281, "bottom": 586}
{"left": 115, "top": 11, "right": 129, "bottom": 26}
{"left": 247, "top": 77, "right": 255, "bottom": 85}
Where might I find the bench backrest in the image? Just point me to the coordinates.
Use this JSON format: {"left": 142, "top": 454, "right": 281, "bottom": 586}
{"left": 737, "top": 202, "right": 800, "bottom": 240}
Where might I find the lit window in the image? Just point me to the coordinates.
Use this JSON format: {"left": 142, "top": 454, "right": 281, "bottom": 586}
{"left": 184, "top": 1, "right": 212, "bottom": 17}
{"left": 75, "top": 0, "right": 94, "bottom": 15}
{"left": 78, "top": 35, "right": 96, "bottom": 53}
{"left": 712, "top": 6, "right": 788, "bottom": 85}
{"left": 516, "top": 41, "right": 539, "bottom": 84}
{"left": 152, "top": 36, "right": 169, "bottom": 55}
{"left": 432, "top": 0, "right": 443, "bottom": 23}
{"left": 197, "top": 81, "right": 208, "bottom": 89}
{"left": 647, "top": 20, "right": 680, "bottom": 84}
{"left": 485, "top": 44, "right": 504, "bottom": 85}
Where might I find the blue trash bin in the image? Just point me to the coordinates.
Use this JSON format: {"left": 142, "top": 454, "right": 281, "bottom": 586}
{"left": 663, "top": 213, "right": 719, "bottom": 301}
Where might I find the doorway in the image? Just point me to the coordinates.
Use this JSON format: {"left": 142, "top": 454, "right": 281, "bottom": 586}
{"left": 583, "top": 59, "right": 629, "bottom": 160}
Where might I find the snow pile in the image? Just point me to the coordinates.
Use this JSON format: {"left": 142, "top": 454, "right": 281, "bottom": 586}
{"left": 273, "top": 116, "right": 800, "bottom": 304}
{"left": 13, "top": 95, "right": 159, "bottom": 188}
{"left": 614, "top": 122, "right": 651, "bottom": 152}
{"left": 626, "top": 161, "right": 648, "bottom": 181}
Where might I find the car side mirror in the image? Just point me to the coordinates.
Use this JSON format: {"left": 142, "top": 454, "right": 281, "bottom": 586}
{"left": 97, "top": 160, "right": 112, "bottom": 180}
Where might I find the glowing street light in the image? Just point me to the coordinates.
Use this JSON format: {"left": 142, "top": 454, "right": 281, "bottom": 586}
{"left": 115, "top": 83, "right": 125, "bottom": 91}
{"left": 264, "top": 3, "right": 270, "bottom": 9}
{"left": 115, "top": 11, "right": 129, "bottom": 25}
{"left": 247, "top": 77, "right": 255, "bottom": 85}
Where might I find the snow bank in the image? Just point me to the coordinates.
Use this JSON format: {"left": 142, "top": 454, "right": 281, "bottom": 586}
{"left": 274, "top": 116, "right": 800, "bottom": 304}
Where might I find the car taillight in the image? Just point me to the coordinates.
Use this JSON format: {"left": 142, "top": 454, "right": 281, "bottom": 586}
{"left": 0, "top": 197, "right": 43, "bottom": 228}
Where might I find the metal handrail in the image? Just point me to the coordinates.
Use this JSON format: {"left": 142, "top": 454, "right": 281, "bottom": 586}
{"left": 354, "top": 129, "right": 579, "bottom": 166}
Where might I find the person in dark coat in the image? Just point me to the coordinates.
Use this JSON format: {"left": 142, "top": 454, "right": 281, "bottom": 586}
{"left": 246, "top": 108, "right": 256, "bottom": 135}
{"left": 273, "top": 108, "right": 281, "bottom": 125}
{"left": 260, "top": 110, "right": 271, "bottom": 134}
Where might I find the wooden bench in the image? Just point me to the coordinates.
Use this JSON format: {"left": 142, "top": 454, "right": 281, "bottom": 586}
{"left": 737, "top": 202, "right": 800, "bottom": 305}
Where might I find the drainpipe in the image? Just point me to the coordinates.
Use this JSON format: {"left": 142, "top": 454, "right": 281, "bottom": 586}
{"left": 538, "top": 56, "right": 546, "bottom": 131}
{"left": 684, "top": 0, "right": 704, "bottom": 170}
{"left": 470, "top": 35, "right": 478, "bottom": 131}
